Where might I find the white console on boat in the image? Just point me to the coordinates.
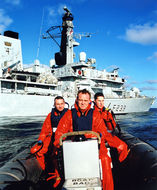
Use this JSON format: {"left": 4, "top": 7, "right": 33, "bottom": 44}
{"left": 62, "top": 139, "right": 102, "bottom": 190}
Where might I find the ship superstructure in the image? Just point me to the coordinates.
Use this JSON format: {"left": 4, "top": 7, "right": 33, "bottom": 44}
{"left": 0, "top": 7, "right": 155, "bottom": 116}
{"left": 45, "top": 7, "right": 155, "bottom": 112}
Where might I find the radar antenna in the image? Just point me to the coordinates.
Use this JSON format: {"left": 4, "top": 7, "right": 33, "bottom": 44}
{"left": 43, "top": 26, "right": 62, "bottom": 47}
{"left": 36, "top": 8, "right": 45, "bottom": 58}
{"left": 63, "top": 6, "right": 71, "bottom": 15}
{"left": 73, "top": 32, "right": 94, "bottom": 40}
{"left": 42, "top": 7, "right": 94, "bottom": 66}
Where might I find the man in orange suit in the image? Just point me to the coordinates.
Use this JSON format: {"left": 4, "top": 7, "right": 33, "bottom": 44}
{"left": 54, "top": 89, "right": 128, "bottom": 190}
{"left": 94, "top": 92, "right": 117, "bottom": 132}
{"left": 31, "top": 96, "right": 68, "bottom": 173}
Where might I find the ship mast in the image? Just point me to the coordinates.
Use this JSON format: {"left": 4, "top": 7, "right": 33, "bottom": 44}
{"left": 55, "top": 7, "right": 74, "bottom": 66}
{"left": 45, "top": 7, "right": 90, "bottom": 66}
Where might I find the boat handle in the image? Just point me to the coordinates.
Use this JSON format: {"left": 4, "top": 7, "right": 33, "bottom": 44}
{"left": 59, "top": 130, "right": 101, "bottom": 146}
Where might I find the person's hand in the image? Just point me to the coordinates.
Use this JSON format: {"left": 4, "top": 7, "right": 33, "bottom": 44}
{"left": 30, "top": 140, "right": 43, "bottom": 154}
{"left": 53, "top": 140, "right": 60, "bottom": 149}
{"left": 117, "top": 143, "right": 129, "bottom": 162}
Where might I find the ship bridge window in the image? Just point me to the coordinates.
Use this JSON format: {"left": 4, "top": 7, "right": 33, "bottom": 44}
{"left": 1, "top": 81, "right": 15, "bottom": 89}
{"left": 17, "top": 83, "right": 25, "bottom": 90}
{"left": 36, "top": 85, "right": 49, "bottom": 89}
{"left": 31, "top": 76, "right": 37, "bottom": 82}
{"left": 49, "top": 86, "right": 55, "bottom": 90}
{"left": 27, "top": 84, "right": 35, "bottom": 87}
{"left": 16, "top": 75, "right": 27, "bottom": 81}
{"left": 73, "top": 68, "right": 76, "bottom": 72}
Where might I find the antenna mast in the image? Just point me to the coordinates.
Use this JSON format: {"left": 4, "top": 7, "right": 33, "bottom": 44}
{"left": 36, "top": 8, "right": 44, "bottom": 59}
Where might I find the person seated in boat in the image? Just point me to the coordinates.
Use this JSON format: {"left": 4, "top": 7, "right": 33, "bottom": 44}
{"left": 30, "top": 96, "right": 68, "bottom": 171}
{"left": 94, "top": 92, "right": 117, "bottom": 132}
{"left": 53, "top": 89, "right": 128, "bottom": 190}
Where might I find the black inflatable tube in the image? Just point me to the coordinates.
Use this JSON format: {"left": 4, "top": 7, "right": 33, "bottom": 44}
{"left": 0, "top": 130, "right": 156, "bottom": 190}
{"left": 0, "top": 149, "right": 42, "bottom": 190}
{"left": 113, "top": 130, "right": 157, "bottom": 190}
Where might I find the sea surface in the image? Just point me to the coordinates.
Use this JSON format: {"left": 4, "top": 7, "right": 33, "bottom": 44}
{"left": 0, "top": 108, "right": 157, "bottom": 168}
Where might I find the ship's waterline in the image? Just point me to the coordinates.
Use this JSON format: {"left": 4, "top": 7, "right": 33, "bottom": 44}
{"left": 0, "top": 93, "right": 154, "bottom": 116}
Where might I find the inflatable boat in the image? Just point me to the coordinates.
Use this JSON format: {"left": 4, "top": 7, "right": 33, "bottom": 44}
{"left": 0, "top": 129, "right": 157, "bottom": 190}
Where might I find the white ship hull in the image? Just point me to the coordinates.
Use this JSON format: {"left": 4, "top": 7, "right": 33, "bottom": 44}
{"left": 103, "top": 97, "right": 155, "bottom": 114}
{"left": 0, "top": 93, "right": 155, "bottom": 117}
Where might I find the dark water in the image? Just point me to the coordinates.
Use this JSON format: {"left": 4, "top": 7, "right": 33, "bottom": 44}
{"left": 0, "top": 109, "right": 157, "bottom": 168}
{"left": 0, "top": 116, "right": 45, "bottom": 168}
{"left": 116, "top": 108, "right": 157, "bottom": 148}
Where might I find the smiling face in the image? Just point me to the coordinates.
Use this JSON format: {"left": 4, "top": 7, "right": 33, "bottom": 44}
{"left": 54, "top": 98, "right": 65, "bottom": 112}
{"left": 77, "top": 92, "right": 91, "bottom": 110}
{"left": 95, "top": 96, "right": 104, "bottom": 109}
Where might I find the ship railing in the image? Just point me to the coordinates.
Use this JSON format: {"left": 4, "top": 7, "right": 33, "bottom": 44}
{"left": 112, "top": 87, "right": 125, "bottom": 92}
{"left": 24, "top": 87, "right": 61, "bottom": 96}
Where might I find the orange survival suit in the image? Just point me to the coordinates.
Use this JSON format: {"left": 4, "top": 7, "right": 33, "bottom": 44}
{"left": 94, "top": 105, "right": 116, "bottom": 131}
{"left": 54, "top": 102, "right": 128, "bottom": 190}
{"left": 31, "top": 108, "right": 68, "bottom": 170}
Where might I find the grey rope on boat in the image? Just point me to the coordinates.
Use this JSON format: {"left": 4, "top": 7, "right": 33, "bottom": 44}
{"left": 0, "top": 171, "right": 21, "bottom": 182}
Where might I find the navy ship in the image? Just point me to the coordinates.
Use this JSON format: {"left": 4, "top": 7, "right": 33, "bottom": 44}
{"left": 0, "top": 7, "right": 155, "bottom": 116}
